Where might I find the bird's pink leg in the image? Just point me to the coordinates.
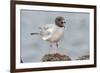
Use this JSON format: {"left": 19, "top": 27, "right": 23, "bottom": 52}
{"left": 50, "top": 43, "right": 53, "bottom": 54}
{"left": 50, "top": 43, "right": 59, "bottom": 54}
{"left": 55, "top": 43, "right": 59, "bottom": 53}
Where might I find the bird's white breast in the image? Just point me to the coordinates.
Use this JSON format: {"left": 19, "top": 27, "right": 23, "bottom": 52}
{"left": 41, "top": 24, "right": 64, "bottom": 43}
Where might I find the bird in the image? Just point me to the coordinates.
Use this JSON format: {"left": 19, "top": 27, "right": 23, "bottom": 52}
{"left": 30, "top": 16, "right": 66, "bottom": 53}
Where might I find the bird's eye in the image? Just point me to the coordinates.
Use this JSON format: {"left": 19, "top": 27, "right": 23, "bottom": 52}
{"left": 61, "top": 22, "right": 63, "bottom": 24}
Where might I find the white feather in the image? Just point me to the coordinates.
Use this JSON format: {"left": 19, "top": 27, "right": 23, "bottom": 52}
{"left": 40, "top": 24, "right": 64, "bottom": 43}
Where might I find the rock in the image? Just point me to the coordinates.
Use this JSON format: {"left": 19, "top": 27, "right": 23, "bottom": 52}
{"left": 41, "top": 53, "right": 71, "bottom": 62}
{"left": 76, "top": 54, "right": 90, "bottom": 60}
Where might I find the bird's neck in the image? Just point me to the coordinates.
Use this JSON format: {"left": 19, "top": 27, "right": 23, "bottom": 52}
{"left": 55, "top": 24, "right": 64, "bottom": 28}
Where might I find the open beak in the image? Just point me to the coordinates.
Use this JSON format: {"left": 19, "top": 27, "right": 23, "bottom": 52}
{"left": 64, "top": 21, "right": 66, "bottom": 24}
{"left": 63, "top": 21, "right": 66, "bottom": 28}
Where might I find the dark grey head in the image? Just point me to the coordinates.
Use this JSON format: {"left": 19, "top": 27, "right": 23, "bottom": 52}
{"left": 55, "top": 16, "right": 66, "bottom": 27}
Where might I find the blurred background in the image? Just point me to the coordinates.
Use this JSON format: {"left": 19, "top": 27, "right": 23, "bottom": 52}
{"left": 20, "top": 9, "right": 90, "bottom": 63}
